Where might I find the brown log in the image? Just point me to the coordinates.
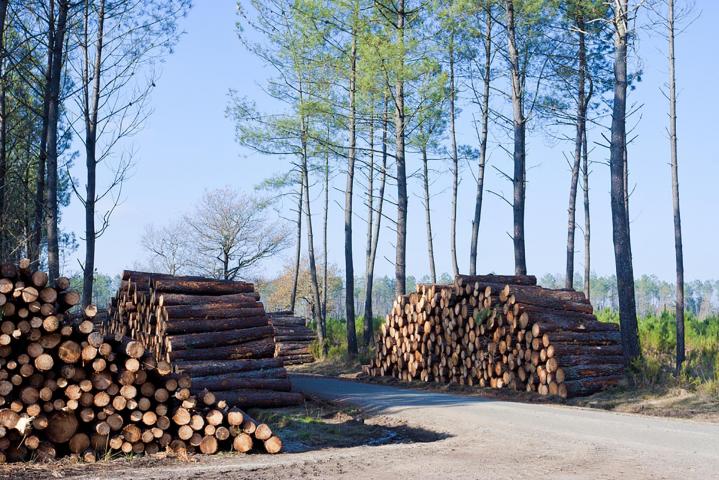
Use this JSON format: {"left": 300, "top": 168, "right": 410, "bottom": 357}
{"left": 563, "top": 374, "right": 626, "bottom": 397}
{"left": 159, "top": 292, "right": 260, "bottom": 306}
{"left": 168, "top": 338, "right": 275, "bottom": 362}
{"left": 263, "top": 436, "right": 282, "bottom": 454}
{"left": 455, "top": 274, "right": 537, "bottom": 287}
{"left": 211, "top": 389, "right": 304, "bottom": 408}
{"left": 167, "top": 325, "right": 274, "bottom": 351}
{"left": 162, "top": 316, "right": 268, "bottom": 335}
{"left": 46, "top": 411, "right": 79, "bottom": 443}
{"left": 162, "top": 304, "right": 265, "bottom": 320}
{"left": 232, "top": 433, "right": 253, "bottom": 453}
{"left": 190, "top": 376, "right": 291, "bottom": 392}
{"left": 151, "top": 278, "right": 255, "bottom": 295}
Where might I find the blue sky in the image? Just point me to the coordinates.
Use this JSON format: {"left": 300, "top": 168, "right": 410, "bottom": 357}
{"left": 63, "top": 0, "right": 719, "bottom": 282}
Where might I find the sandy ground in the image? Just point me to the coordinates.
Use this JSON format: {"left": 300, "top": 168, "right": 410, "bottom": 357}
{"left": 2, "top": 375, "right": 717, "bottom": 479}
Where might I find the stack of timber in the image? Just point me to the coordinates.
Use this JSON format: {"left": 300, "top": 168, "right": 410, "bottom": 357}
{"left": 107, "top": 272, "right": 304, "bottom": 408}
{"left": 0, "top": 260, "right": 284, "bottom": 463}
{"left": 267, "top": 311, "right": 315, "bottom": 365}
{"left": 366, "top": 274, "right": 624, "bottom": 398}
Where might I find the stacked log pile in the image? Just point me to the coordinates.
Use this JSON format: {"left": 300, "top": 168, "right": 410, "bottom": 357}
{"left": 267, "top": 311, "right": 315, "bottom": 365}
{"left": 366, "top": 274, "right": 624, "bottom": 398}
{"left": 0, "top": 260, "right": 285, "bottom": 463}
{"left": 107, "top": 272, "right": 303, "bottom": 408}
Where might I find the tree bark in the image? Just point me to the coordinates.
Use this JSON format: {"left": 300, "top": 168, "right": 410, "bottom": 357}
{"left": 322, "top": 126, "right": 329, "bottom": 336}
{"left": 448, "top": 31, "right": 459, "bottom": 277}
{"left": 82, "top": 0, "right": 106, "bottom": 307}
{"left": 667, "top": 0, "right": 684, "bottom": 373}
{"left": 394, "top": 0, "right": 407, "bottom": 296}
{"left": 45, "top": 0, "right": 71, "bottom": 282}
{"left": 421, "top": 146, "right": 436, "bottom": 283}
{"left": 565, "top": 16, "right": 586, "bottom": 290}
{"left": 299, "top": 91, "right": 325, "bottom": 352}
{"left": 362, "top": 103, "right": 375, "bottom": 346}
{"left": 469, "top": 3, "right": 491, "bottom": 276}
{"left": 344, "top": 23, "right": 358, "bottom": 356}
{"left": 363, "top": 93, "right": 387, "bottom": 346}
{"left": 0, "top": 0, "right": 8, "bottom": 260}
{"left": 609, "top": 0, "right": 640, "bottom": 364}
{"left": 290, "top": 173, "right": 303, "bottom": 312}
{"left": 505, "top": 0, "right": 527, "bottom": 275}
{"left": 582, "top": 126, "right": 591, "bottom": 301}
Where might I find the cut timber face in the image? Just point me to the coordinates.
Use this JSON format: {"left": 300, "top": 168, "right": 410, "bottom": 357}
{"left": 107, "top": 271, "right": 304, "bottom": 413}
{"left": 0, "top": 260, "right": 288, "bottom": 463}
{"left": 366, "top": 274, "right": 624, "bottom": 398}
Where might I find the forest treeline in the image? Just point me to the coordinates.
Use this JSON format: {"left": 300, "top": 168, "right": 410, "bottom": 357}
{"left": 230, "top": 0, "right": 691, "bottom": 370}
{"left": 257, "top": 265, "right": 719, "bottom": 324}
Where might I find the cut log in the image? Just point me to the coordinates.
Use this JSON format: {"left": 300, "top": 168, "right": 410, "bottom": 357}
{"left": 211, "top": 390, "right": 304, "bottom": 408}
{"left": 189, "top": 377, "right": 291, "bottom": 392}
{"left": 174, "top": 358, "right": 284, "bottom": 377}
{"left": 168, "top": 338, "right": 275, "bottom": 362}
{"left": 167, "top": 326, "right": 274, "bottom": 351}
{"left": 162, "top": 316, "right": 268, "bottom": 335}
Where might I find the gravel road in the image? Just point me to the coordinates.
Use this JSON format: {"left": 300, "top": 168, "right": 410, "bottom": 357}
{"left": 290, "top": 374, "right": 719, "bottom": 479}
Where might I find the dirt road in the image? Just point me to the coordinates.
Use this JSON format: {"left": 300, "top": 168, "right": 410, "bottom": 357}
{"left": 290, "top": 374, "right": 719, "bottom": 479}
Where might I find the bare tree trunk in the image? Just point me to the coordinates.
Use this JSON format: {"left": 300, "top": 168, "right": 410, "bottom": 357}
{"left": 289, "top": 175, "right": 302, "bottom": 312}
{"left": 469, "top": 3, "right": 492, "bottom": 276}
{"left": 31, "top": 0, "right": 55, "bottom": 267}
{"left": 609, "top": 0, "right": 640, "bottom": 364}
{"left": 667, "top": 0, "right": 684, "bottom": 373}
{"left": 565, "top": 16, "right": 587, "bottom": 290}
{"left": 363, "top": 94, "right": 387, "bottom": 347}
{"left": 344, "top": 25, "right": 358, "bottom": 356}
{"left": 322, "top": 127, "right": 329, "bottom": 331}
{"left": 0, "top": 0, "right": 7, "bottom": 260}
{"left": 582, "top": 126, "right": 591, "bottom": 301}
{"left": 45, "top": 0, "right": 70, "bottom": 281}
{"left": 448, "top": 32, "right": 459, "bottom": 277}
{"left": 362, "top": 104, "right": 375, "bottom": 347}
{"left": 394, "top": 0, "right": 407, "bottom": 297}
{"left": 290, "top": 174, "right": 305, "bottom": 312}
{"left": 82, "top": 0, "right": 106, "bottom": 307}
{"left": 421, "top": 146, "right": 436, "bottom": 283}
{"left": 505, "top": 0, "right": 527, "bottom": 276}
{"left": 300, "top": 127, "right": 324, "bottom": 352}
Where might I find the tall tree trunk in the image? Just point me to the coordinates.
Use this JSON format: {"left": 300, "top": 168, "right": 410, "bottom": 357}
{"left": 362, "top": 105, "right": 375, "bottom": 347}
{"left": 31, "top": 0, "right": 55, "bottom": 267}
{"left": 322, "top": 126, "right": 329, "bottom": 335}
{"left": 45, "top": 0, "right": 71, "bottom": 281}
{"left": 300, "top": 124, "right": 324, "bottom": 352}
{"left": 505, "top": 0, "right": 527, "bottom": 276}
{"left": 469, "top": 3, "right": 492, "bottom": 276}
{"left": 421, "top": 145, "right": 436, "bottom": 283}
{"left": 82, "top": 0, "right": 105, "bottom": 307}
{"left": 289, "top": 174, "right": 302, "bottom": 312}
{"left": 582, "top": 124, "right": 591, "bottom": 301}
{"left": 565, "top": 16, "right": 587, "bottom": 290}
{"left": 609, "top": 0, "right": 640, "bottom": 364}
{"left": 394, "top": 0, "right": 407, "bottom": 297}
{"left": 344, "top": 25, "right": 358, "bottom": 356}
{"left": 363, "top": 94, "right": 387, "bottom": 347}
{"left": 667, "top": 0, "right": 684, "bottom": 373}
{"left": 0, "top": 0, "right": 7, "bottom": 260}
{"left": 448, "top": 32, "right": 459, "bottom": 277}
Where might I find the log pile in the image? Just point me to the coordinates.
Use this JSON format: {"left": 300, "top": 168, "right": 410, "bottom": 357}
{"left": 0, "top": 260, "right": 286, "bottom": 463}
{"left": 366, "top": 274, "right": 624, "bottom": 398}
{"left": 267, "top": 311, "right": 315, "bottom": 365}
{"left": 106, "top": 272, "right": 303, "bottom": 408}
